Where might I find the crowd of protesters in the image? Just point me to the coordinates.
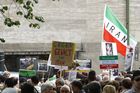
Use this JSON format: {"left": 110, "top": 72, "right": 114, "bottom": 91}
{"left": 0, "top": 69, "right": 140, "bottom": 93}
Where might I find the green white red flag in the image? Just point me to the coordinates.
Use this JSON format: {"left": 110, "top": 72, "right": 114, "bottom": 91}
{"left": 103, "top": 5, "right": 137, "bottom": 56}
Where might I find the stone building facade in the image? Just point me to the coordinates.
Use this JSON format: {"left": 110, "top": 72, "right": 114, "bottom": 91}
{"left": 0, "top": 0, "right": 140, "bottom": 73}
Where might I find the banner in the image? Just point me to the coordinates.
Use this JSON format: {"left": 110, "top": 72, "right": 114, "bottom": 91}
{"left": 103, "top": 5, "right": 137, "bottom": 56}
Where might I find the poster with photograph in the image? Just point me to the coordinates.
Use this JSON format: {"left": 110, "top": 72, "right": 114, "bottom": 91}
{"left": 20, "top": 57, "right": 37, "bottom": 70}
{"left": 38, "top": 63, "right": 48, "bottom": 72}
{"left": 125, "top": 47, "right": 135, "bottom": 72}
{"left": 74, "top": 59, "right": 91, "bottom": 70}
{"left": 68, "top": 70, "right": 77, "bottom": 81}
{"left": 102, "top": 42, "right": 117, "bottom": 56}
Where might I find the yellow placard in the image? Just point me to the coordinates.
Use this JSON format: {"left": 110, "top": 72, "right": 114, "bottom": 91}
{"left": 51, "top": 41, "right": 75, "bottom": 66}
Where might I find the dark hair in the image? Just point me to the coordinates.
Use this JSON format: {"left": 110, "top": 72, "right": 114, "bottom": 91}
{"left": 11, "top": 77, "right": 18, "bottom": 86}
{"left": 121, "top": 78, "right": 132, "bottom": 89}
{"left": 4, "top": 78, "right": 15, "bottom": 87}
{"left": 0, "top": 74, "right": 6, "bottom": 83}
{"left": 21, "top": 82, "right": 35, "bottom": 93}
{"left": 71, "top": 80, "right": 83, "bottom": 90}
{"left": 132, "top": 70, "right": 140, "bottom": 80}
{"left": 84, "top": 81, "right": 101, "bottom": 93}
{"left": 88, "top": 70, "right": 96, "bottom": 81}
{"left": 31, "top": 76, "right": 39, "bottom": 85}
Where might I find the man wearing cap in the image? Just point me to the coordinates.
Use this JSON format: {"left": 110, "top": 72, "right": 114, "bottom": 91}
{"left": 124, "top": 70, "right": 140, "bottom": 93}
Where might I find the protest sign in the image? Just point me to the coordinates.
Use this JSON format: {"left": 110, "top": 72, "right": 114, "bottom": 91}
{"left": 51, "top": 41, "right": 75, "bottom": 66}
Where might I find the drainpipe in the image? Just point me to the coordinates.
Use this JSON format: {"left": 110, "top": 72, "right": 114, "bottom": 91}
{"left": 126, "top": 0, "right": 129, "bottom": 46}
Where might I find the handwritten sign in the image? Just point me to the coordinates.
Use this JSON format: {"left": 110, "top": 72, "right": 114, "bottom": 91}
{"left": 51, "top": 41, "right": 75, "bottom": 66}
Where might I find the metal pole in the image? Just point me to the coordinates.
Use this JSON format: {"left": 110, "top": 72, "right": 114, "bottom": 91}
{"left": 0, "top": 38, "right": 5, "bottom": 71}
{"left": 126, "top": 0, "right": 129, "bottom": 46}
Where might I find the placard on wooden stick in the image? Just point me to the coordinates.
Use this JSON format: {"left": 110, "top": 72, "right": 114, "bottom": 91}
{"left": 51, "top": 41, "right": 75, "bottom": 66}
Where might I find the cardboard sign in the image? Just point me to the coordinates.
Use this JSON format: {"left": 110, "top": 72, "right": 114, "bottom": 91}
{"left": 51, "top": 41, "right": 75, "bottom": 66}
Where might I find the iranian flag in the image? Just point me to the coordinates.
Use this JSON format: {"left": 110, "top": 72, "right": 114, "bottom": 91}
{"left": 103, "top": 5, "right": 137, "bottom": 56}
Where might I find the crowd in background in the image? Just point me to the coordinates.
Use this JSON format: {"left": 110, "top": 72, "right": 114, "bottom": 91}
{"left": 0, "top": 69, "right": 140, "bottom": 93}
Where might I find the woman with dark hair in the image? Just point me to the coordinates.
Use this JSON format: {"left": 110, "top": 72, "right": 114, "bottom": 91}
{"left": 21, "top": 82, "right": 36, "bottom": 93}
{"left": 121, "top": 78, "right": 132, "bottom": 93}
{"left": 83, "top": 81, "right": 102, "bottom": 93}
{"left": 71, "top": 80, "right": 85, "bottom": 93}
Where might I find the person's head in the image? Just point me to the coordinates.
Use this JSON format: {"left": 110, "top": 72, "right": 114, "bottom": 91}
{"left": 107, "top": 80, "right": 120, "bottom": 91}
{"left": 131, "top": 70, "right": 140, "bottom": 89}
{"left": 88, "top": 70, "right": 96, "bottom": 82}
{"left": 31, "top": 76, "right": 39, "bottom": 86}
{"left": 0, "top": 74, "right": 6, "bottom": 83}
{"left": 103, "top": 85, "right": 116, "bottom": 93}
{"left": 21, "top": 82, "right": 35, "bottom": 93}
{"left": 121, "top": 78, "right": 132, "bottom": 89}
{"left": 84, "top": 81, "right": 101, "bottom": 93}
{"left": 3, "top": 71, "right": 10, "bottom": 78}
{"left": 60, "top": 85, "right": 70, "bottom": 93}
{"left": 56, "top": 71, "right": 61, "bottom": 78}
{"left": 10, "top": 77, "right": 18, "bottom": 87}
{"left": 55, "top": 78, "right": 65, "bottom": 93}
{"left": 71, "top": 80, "right": 83, "bottom": 93}
{"left": 102, "top": 75, "right": 109, "bottom": 81}
{"left": 114, "top": 76, "right": 123, "bottom": 83}
{"left": 4, "top": 77, "right": 15, "bottom": 87}
{"left": 41, "top": 82, "right": 56, "bottom": 93}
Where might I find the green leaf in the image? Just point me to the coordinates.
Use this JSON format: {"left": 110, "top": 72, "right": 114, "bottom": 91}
{"left": 29, "top": 23, "right": 40, "bottom": 29}
{"left": 14, "top": 21, "right": 20, "bottom": 26}
{"left": 29, "top": 23, "right": 34, "bottom": 27}
{"left": 16, "top": 11, "right": 23, "bottom": 15}
{"left": 33, "top": 0, "right": 38, "bottom": 4}
{"left": 0, "top": 38, "right": 5, "bottom": 43}
{"left": 3, "top": 6, "right": 8, "bottom": 11}
{"left": 26, "top": 12, "right": 33, "bottom": 19}
{"left": 0, "top": 9, "right": 5, "bottom": 13}
{"left": 16, "top": 0, "right": 24, "bottom": 4}
{"left": 35, "top": 16, "right": 45, "bottom": 22}
{"left": 26, "top": 1, "right": 32, "bottom": 6}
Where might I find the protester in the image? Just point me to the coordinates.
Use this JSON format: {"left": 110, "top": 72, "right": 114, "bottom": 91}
{"left": 55, "top": 78, "right": 65, "bottom": 93}
{"left": 103, "top": 85, "right": 116, "bottom": 93}
{"left": 84, "top": 81, "right": 102, "bottom": 93}
{"left": 120, "top": 78, "right": 132, "bottom": 93}
{"left": 71, "top": 80, "right": 85, "bottom": 93}
{"left": 60, "top": 85, "right": 71, "bottom": 93}
{"left": 20, "top": 82, "right": 36, "bottom": 93}
{"left": 41, "top": 82, "right": 56, "bottom": 93}
{"left": 107, "top": 80, "right": 120, "bottom": 91}
{"left": 87, "top": 70, "right": 96, "bottom": 83}
{"left": 1, "top": 78, "right": 17, "bottom": 93}
{"left": 31, "top": 76, "right": 41, "bottom": 93}
{"left": 124, "top": 70, "right": 140, "bottom": 93}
